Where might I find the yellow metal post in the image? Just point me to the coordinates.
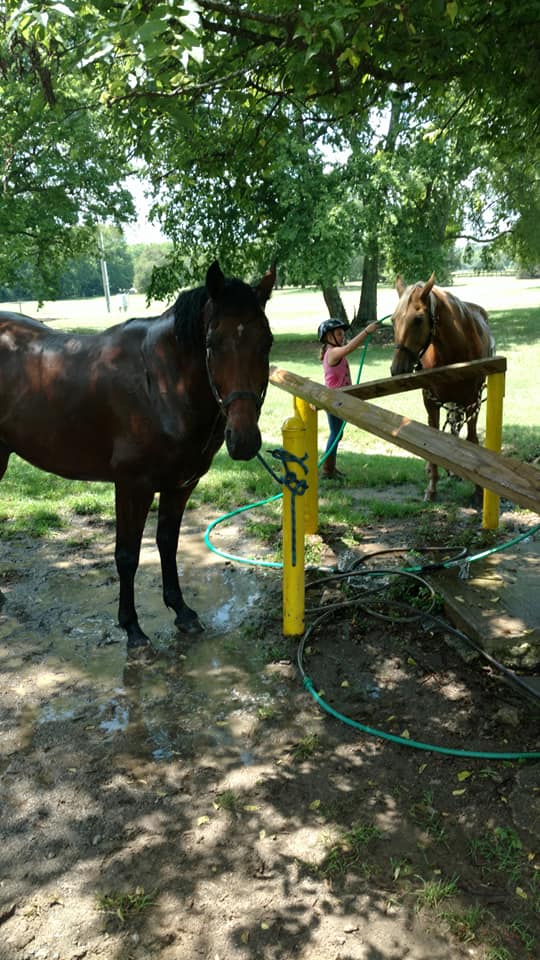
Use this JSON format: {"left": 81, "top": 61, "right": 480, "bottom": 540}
{"left": 483, "top": 371, "right": 505, "bottom": 529}
{"left": 282, "top": 415, "right": 306, "bottom": 636}
{"left": 293, "top": 396, "right": 318, "bottom": 535}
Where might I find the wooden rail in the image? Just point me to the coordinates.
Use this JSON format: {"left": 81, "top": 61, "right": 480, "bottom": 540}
{"left": 343, "top": 356, "right": 507, "bottom": 401}
{"left": 269, "top": 365, "right": 540, "bottom": 515}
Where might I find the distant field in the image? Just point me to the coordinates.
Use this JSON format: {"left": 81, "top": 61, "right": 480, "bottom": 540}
{"left": 2, "top": 273, "right": 539, "bottom": 333}
{"left": 0, "top": 276, "right": 540, "bottom": 451}
{"left": 0, "top": 274, "right": 537, "bottom": 537}
{"left": 1, "top": 275, "right": 538, "bottom": 456}
{"left": 0, "top": 290, "right": 167, "bottom": 329}
{"left": 268, "top": 274, "right": 540, "bottom": 335}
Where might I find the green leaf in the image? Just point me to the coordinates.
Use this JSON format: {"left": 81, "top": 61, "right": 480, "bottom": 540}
{"left": 304, "top": 43, "right": 322, "bottom": 64}
{"left": 446, "top": 1, "right": 459, "bottom": 24}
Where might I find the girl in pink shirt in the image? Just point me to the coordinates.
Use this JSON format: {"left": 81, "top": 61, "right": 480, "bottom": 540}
{"left": 318, "top": 318, "right": 378, "bottom": 478}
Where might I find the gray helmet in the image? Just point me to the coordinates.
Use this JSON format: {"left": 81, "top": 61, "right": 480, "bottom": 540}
{"left": 318, "top": 318, "right": 349, "bottom": 342}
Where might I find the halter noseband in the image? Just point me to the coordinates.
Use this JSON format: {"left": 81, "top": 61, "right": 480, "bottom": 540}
{"left": 394, "top": 290, "right": 438, "bottom": 371}
{"left": 205, "top": 346, "right": 267, "bottom": 416}
{"left": 203, "top": 295, "right": 269, "bottom": 417}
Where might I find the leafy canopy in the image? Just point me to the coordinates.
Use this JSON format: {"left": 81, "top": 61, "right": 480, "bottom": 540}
{"left": 2, "top": 1, "right": 539, "bottom": 294}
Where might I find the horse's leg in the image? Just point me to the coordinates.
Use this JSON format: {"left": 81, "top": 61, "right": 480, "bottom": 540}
{"left": 156, "top": 487, "right": 204, "bottom": 634}
{"left": 114, "top": 482, "right": 155, "bottom": 652}
{"left": 0, "top": 445, "right": 9, "bottom": 608}
{"left": 423, "top": 394, "right": 440, "bottom": 501}
{"left": 466, "top": 411, "right": 483, "bottom": 508}
{"left": 0, "top": 443, "right": 11, "bottom": 480}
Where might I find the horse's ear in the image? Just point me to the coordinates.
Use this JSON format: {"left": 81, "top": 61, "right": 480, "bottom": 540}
{"left": 256, "top": 261, "right": 276, "bottom": 305}
{"left": 420, "top": 273, "right": 436, "bottom": 303}
{"left": 205, "top": 260, "right": 225, "bottom": 300}
{"left": 395, "top": 276, "right": 406, "bottom": 297}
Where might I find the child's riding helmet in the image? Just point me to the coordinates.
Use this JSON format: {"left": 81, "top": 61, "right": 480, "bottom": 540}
{"left": 317, "top": 318, "right": 349, "bottom": 342}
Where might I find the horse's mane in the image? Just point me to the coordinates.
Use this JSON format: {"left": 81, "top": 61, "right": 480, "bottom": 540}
{"left": 173, "top": 285, "right": 208, "bottom": 349}
{"left": 172, "top": 277, "right": 263, "bottom": 348}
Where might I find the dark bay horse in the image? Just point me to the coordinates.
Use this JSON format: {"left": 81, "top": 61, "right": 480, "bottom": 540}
{"left": 0, "top": 261, "right": 275, "bottom": 654}
{"left": 390, "top": 273, "right": 494, "bottom": 503}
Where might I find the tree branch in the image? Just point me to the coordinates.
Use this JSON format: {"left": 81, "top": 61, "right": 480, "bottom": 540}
{"left": 451, "top": 229, "right": 514, "bottom": 244}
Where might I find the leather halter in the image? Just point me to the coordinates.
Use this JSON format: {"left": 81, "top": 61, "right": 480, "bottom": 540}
{"left": 203, "top": 295, "right": 268, "bottom": 416}
{"left": 394, "top": 291, "right": 437, "bottom": 372}
{"left": 205, "top": 346, "right": 267, "bottom": 416}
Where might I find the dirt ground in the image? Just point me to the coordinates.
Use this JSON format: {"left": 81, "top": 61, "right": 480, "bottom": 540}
{"left": 0, "top": 503, "right": 539, "bottom": 960}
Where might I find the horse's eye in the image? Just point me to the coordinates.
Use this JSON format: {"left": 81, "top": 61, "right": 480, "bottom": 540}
{"left": 413, "top": 314, "right": 424, "bottom": 326}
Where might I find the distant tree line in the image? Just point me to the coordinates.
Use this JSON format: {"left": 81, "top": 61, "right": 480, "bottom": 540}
{"left": 0, "top": 228, "right": 172, "bottom": 302}
{"left": 0, "top": 227, "right": 522, "bottom": 303}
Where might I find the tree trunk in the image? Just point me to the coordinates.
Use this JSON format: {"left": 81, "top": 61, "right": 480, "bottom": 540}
{"left": 351, "top": 93, "right": 403, "bottom": 333}
{"left": 355, "top": 252, "right": 379, "bottom": 328}
{"left": 321, "top": 285, "right": 348, "bottom": 324}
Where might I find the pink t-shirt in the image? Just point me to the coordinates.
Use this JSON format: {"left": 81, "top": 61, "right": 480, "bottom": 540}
{"left": 322, "top": 350, "right": 352, "bottom": 389}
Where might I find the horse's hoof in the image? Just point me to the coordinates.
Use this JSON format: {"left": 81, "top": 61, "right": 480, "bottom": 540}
{"left": 175, "top": 612, "right": 205, "bottom": 635}
{"left": 126, "top": 640, "right": 157, "bottom": 662}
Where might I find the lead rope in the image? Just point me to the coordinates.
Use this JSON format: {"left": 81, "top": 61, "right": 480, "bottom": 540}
{"left": 256, "top": 448, "right": 308, "bottom": 565}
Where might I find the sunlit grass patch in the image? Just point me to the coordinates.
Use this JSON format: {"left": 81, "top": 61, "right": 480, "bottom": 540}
{"left": 470, "top": 826, "right": 525, "bottom": 886}
{"left": 97, "top": 886, "right": 156, "bottom": 925}
{"left": 442, "top": 904, "right": 487, "bottom": 943}
{"left": 0, "top": 456, "right": 115, "bottom": 537}
{"left": 291, "top": 733, "right": 320, "bottom": 762}
{"left": 414, "top": 875, "right": 459, "bottom": 911}
{"left": 319, "top": 822, "right": 383, "bottom": 880}
{"left": 0, "top": 504, "right": 65, "bottom": 539}
{"left": 214, "top": 789, "right": 241, "bottom": 815}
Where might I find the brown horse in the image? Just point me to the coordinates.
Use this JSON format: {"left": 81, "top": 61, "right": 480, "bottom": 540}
{"left": 390, "top": 273, "right": 494, "bottom": 503}
{"left": 0, "top": 261, "right": 275, "bottom": 654}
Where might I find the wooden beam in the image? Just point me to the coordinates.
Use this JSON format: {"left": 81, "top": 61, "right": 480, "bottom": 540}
{"left": 342, "top": 356, "right": 507, "bottom": 402}
{"left": 269, "top": 366, "right": 540, "bottom": 515}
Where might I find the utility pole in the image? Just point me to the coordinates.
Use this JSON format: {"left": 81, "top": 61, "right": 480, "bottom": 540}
{"left": 98, "top": 228, "right": 111, "bottom": 312}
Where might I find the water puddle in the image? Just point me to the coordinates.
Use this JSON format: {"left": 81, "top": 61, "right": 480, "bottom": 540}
{"left": 30, "top": 561, "right": 292, "bottom": 764}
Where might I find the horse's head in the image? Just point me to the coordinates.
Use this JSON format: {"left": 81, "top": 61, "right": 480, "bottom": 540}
{"left": 204, "top": 260, "right": 275, "bottom": 459}
{"left": 390, "top": 273, "right": 436, "bottom": 375}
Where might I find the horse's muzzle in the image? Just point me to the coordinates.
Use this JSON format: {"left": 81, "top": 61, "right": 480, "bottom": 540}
{"left": 391, "top": 346, "right": 417, "bottom": 376}
{"left": 222, "top": 391, "right": 265, "bottom": 460}
{"left": 225, "top": 423, "right": 262, "bottom": 460}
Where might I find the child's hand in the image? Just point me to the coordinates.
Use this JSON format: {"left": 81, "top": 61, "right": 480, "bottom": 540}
{"left": 365, "top": 321, "right": 379, "bottom": 335}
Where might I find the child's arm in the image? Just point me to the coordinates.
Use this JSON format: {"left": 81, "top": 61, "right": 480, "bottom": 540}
{"left": 326, "top": 321, "right": 379, "bottom": 365}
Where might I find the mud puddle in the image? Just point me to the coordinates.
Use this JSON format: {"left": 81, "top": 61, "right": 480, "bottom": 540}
{"left": 2, "top": 512, "right": 540, "bottom": 960}
{"left": 0, "top": 517, "right": 287, "bottom": 767}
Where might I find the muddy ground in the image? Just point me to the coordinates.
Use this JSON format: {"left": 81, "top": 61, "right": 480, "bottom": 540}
{"left": 0, "top": 503, "right": 539, "bottom": 960}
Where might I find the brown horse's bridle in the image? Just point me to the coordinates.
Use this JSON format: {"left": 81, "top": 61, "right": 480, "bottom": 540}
{"left": 205, "top": 345, "right": 267, "bottom": 416}
{"left": 203, "top": 294, "right": 270, "bottom": 417}
{"left": 394, "top": 291, "right": 438, "bottom": 372}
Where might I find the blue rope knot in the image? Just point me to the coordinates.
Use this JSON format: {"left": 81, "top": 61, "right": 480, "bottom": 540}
{"left": 257, "top": 447, "right": 309, "bottom": 494}
{"left": 257, "top": 447, "right": 308, "bottom": 567}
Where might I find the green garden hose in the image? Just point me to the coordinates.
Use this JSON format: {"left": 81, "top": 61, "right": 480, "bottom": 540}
{"left": 203, "top": 319, "right": 540, "bottom": 756}
{"left": 301, "top": 677, "right": 540, "bottom": 759}
{"left": 297, "top": 565, "right": 540, "bottom": 758}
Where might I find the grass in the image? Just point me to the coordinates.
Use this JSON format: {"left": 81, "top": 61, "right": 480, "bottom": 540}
{"left": 214, "top": 789, "right": 241, "bottom": 815}
{"left": 96, "top": 886, "right": 156, "bottom": 925}
{"left": 470, "top": 826, "right": 526, "bottom": 887}
{"left": 291, "top": 733, "right": 320, "bottom": 761}
{"left": 414, "top": 875, "right": 459, "bottom": 911}
{"left": 0, "top": 276, "right": 538, "bottom": 542}
{"left": 409, "top": 792, "right": 450, "bottom": 846}
{"left": 319, "top": 822, "right": 383, "bottom": 880}
{"left": 442, "top": 905, "right": 487, "bottom": 943}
